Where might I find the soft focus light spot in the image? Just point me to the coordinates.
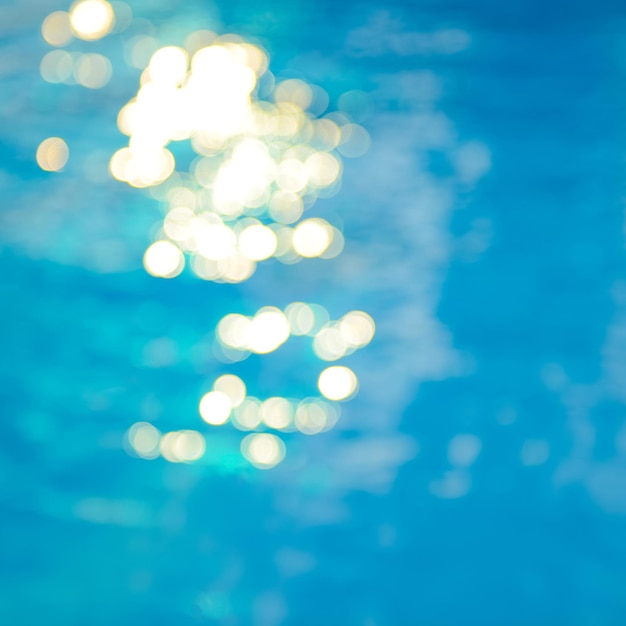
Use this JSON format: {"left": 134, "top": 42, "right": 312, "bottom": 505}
{"left": 295, "top": 400, "right": 329, "bottom": 435}
{"left": 241, "top": 433, "right": 285, "bottom": 469}
{"left": 172, "top": 430, "right": 205, "bottom": 462}
{"left": 238, "top": 224, "right": 277, "bottom": 261}
{"left": 261, "top": 397, "right": 293, "bottom": 430}
{"left": 233, "top": 398, "right": 262, "bottom": 430}
{"left": 247, "top": 308, "right": 290, "bottom": 354}
{"left": 338, "top": 90, "right": 372, "bottom": 123}
{"left": 285, "top": 302, "right": 315, "bottom": 335}
{"left": 199, "top": 390, "right": 232, "bottom": 425}
{"left": 184, "top": 30, "right": 217, "bottom": 55}
{"left": 110, "top": 1, "right": 132, "bottom": 32}
{"left": 217, "top": 314, "right": 251, "bottom": 349}
{"left": 42, "top": 11, "right": 73, "bottom": 46}
{"left": 312, "top": 119, "right": 341, "bottom": 150}
{"left": 305, "top": 152, "right": 341, "bottom": 187}
{"left": 313, "top": 325, "right": 349, "bottom": 361}
{"left": 213, "top": 374, "right": 246, "bottom": 407}
{"left": 164, "top": 207, "right": 195, "bottom": 241}
{"left": 109, "top": 147, "right": 132, "bottom": 181}
{"left": 143, "top": 241, "right": 184, "bottom": 278}
{"left": 276, "top": 159, "right": 308, "bottom": 193}
{"left": 40, "top": 50, "right": 73, "bottom": 83}
{"left": 318, "top": 366, "right": 358, "bottom": 401}
{"left": 126, "top": 422, "right": 160, "bottom": 459}
{"left": 268, "top": 191, "right": 303, "bottom": 224}
{"left": 70, "top": 0, "right": 114, "bottom": 41}
{"left": 218, "top": 253, "right": 256, "bottom": 283}
{"left": 110, "top": 147, "right": 176, "bottom": 187}
{"left": 159, "top": 432, "right": 181, "bottom": 462}
{"left": 447, "top": 434, "right": 481, "bottom": 467}
{"left": 337, "top": 123, "right": 371, "bottom": 158}
{"left": 126, "top": 35, "right": 158, "bottom": 69}
{"left": 148, "top": 46, "right": 188, "bottom": 85}
{"left": 240, "top": 43, "right": 268, "bottom": 75}
{"left": 292, "top": 219, "right": 332, "bottom": 257}
{"left": 274, "top": 79, "right": 313, "bottom": 109}
{"left": 339, "top": 311, "right": 375, "bottom": 347}
{"left": 320, "top": 227, "right": 344, "bottom": 259}
{"left": 74, "top": 53, "right": 112, "bottom": 89}
{"left": 36, "top": 137, "right": 69, "bottom": 172}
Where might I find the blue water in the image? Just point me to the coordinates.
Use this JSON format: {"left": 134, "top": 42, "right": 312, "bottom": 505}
{"left": 2, "top": 0, "right": 626, "bottom": 623}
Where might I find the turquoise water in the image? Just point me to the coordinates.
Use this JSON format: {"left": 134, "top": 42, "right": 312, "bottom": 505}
{"left": 2, "top": 0, "right": 626, "bottom": 623}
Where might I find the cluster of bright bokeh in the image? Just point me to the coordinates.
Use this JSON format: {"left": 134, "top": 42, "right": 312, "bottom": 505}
{"left": 216, "top": 303, "right": 375, "bottom": 362}
{"left": 38, "top": 0, "right": 124, "bottom": 89}
{"left": 125, "top": 303, "right": 368, "bottom": 468}
{"left": 110, "top": 31, "right": 369, "bottom": 282}
{"left": 37, "top": 2, "right": 375, "bottom": 470}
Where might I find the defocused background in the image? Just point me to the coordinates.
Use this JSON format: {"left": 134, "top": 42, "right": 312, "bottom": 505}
{"left": 1, "top": 0, "right": 626, "bottom": 623}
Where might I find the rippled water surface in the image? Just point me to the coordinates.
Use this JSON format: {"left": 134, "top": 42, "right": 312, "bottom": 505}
{"left": 1, "top": 0, "right": 626, "bottom": 623}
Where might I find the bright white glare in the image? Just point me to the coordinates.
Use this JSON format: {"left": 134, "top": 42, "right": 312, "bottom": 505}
{"left": 42, "top": 11, "right": 73, "bottom": 46}
{"left": 112, "top": 37, "right": 374, "bottom": 284}
{"left": 126, "top": 422, "right": 160, "bottom": 459}
{"left": 36, "top": 137, "right": 69, "bottom": 172}
{"left": 260, "top": 397, "right": 293, "bottom": 429}
{"left": 199, "top": 390, "right": 232, "bottom": 425}
{"left": 143, "top": 241, "right": 184, "bottom": 278}
{"left": 247, "top": 308, "right": 290, "bottom": 354}
{"left": 241, "top": 433, "right": 286, "bottom": 469}
{"left": 213, "top": 374, "right": 246, "bottom": 407}
{"left": 238, "top": 224, "right": 277, "bottom": 261}
{"left": 70, "top": 0, "right": 114, "bottom": 41}
{"left": 292, "top": 219, "right": 332, "bottom": 257}
{"left": 318, "top": 366, "right": 358, "bottom": 401}
{"left": 149, "top": 46, "right": 189, "bottom": 85}
{"left": 195, "top": 223, "right": 236, "bottom": 260}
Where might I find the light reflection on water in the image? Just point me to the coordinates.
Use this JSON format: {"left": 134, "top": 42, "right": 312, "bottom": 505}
{"left": 6, "top": 0, "right": 588, "bottom": 621}
{"left": 5, "top": 0, "right": 491, "bottom": 522}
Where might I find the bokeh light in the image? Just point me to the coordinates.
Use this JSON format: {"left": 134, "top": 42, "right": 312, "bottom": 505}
{"left": 318, "top": 366, "right": 358, "bottom": 401}
{"left": 199, "top": 390, "right": 232, "bottom": 425}
{"left": 41, "top": 11, "right": 73, "bottom": 46}
{"left": 241, "top": 433, "right": 286, "bottom": 469}
{"left": 36, "top": 137, "right": 69, "bottom": 172}
{"left": 126, "top": 422, "right": 161, "bottom": 459}
{"left": 69, "top": 0, "right": 115, "bottom": 41}
{"left": 143, "top": 241, "right": 184, "bottom": 278}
